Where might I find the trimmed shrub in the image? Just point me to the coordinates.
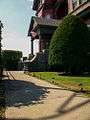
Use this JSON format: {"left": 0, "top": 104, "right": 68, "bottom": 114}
{"left": 48, "top": 15, "right": 90, "bottom": 74}
{"left": 2, "top": 50, "right": 22, "bottom": 70}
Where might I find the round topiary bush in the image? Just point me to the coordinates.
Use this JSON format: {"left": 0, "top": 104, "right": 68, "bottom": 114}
{"left": 48, "top": 15, "right": 90, "bottom": 74}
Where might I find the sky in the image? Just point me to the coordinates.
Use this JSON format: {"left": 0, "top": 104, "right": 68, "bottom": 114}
{"left": 0, "top": 0, "right": 39, "bottom": 56}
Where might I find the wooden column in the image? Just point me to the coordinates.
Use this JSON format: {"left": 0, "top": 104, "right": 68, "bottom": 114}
{"left": 39, "top": 35, "right": 42, "bottom": 52}
{"left": 68, "top": 0, "right": 73, "bottom": 13}
{"left": 31, "top": 38, "right": 34, "bottom": 55}
{"left": 77, "top": 0, "right": 80, "bottom": 6}
{"left": 39, "top": 36, "right": 47, "bottom": 52}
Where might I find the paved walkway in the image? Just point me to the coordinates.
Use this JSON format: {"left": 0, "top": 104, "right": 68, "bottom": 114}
{"left": 4, "top": 71, "right": 90, "bottom": 120}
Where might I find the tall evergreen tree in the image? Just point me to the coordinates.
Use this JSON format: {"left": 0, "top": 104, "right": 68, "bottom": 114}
{"left": 48, "top": 15, "right": 90, "bottom": 74}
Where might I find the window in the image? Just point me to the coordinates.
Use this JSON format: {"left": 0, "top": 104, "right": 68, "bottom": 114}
{"left": 72, "top": 0, "right": 77, "bottom": 9}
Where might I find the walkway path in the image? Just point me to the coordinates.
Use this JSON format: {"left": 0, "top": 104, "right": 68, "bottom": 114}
{"left": 4, "top": 71, "right": 90, "bottom": 120}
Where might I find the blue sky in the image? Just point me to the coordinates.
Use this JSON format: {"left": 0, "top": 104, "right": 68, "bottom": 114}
{"left": 0, "top": 0, "right": 38, "bottom": 56}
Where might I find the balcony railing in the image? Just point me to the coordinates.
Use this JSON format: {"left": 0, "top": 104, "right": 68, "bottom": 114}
{"left": 80, "top": 0, "right": 87, "bottom": 4}
{"left": 72, "top": 0, "right": 77, "bottom": 9}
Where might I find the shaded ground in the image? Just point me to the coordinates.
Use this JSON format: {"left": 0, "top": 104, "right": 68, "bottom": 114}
{"left": 4, "top": 71, "right": 90, "bottom": 120}
{"left": 4, "top": 79, "right": 48, "bottom": 107}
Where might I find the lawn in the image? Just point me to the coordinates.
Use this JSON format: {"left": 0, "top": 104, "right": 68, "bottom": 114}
{"left": 27, "top": 72, "right": 90, "bottom": 96}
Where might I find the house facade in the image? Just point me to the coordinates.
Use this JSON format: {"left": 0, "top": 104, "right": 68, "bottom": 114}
{"left": 28, "top": 0, "right": 90, "bottom": 55}
{"left": 27, "top": 0, "right": 90, "bottom": 71}
{"left": 28, "top": 0, "right": 68, "bottom": 55}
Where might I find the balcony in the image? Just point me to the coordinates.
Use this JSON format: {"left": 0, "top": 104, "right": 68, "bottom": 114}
{"left": 71, "top": 1, "right": 90, "bottom": 17}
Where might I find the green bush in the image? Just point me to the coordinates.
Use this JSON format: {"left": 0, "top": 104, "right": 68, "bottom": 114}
{"left": 2, "top": 50, "right": 22, "bottom": 70}
{"left": 48, "top": 15, "right": 90, "bottom": 74}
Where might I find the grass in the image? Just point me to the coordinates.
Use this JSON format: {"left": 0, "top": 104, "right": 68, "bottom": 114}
{"left": 26, "top": 72, "right": 90, "bottom": 97}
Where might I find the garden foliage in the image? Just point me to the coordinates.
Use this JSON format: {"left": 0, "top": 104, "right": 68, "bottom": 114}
{"left": 2, "top": 50, "right": 22, "bottom": 70}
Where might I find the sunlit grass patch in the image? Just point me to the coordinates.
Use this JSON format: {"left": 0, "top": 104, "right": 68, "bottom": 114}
{"left": 27, "top": 72, "right": 90, "bottom": 96}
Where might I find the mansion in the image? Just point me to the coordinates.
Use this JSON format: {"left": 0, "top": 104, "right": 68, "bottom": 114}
{"left": 26, "top": 0, "right": 90, "bottom": 71}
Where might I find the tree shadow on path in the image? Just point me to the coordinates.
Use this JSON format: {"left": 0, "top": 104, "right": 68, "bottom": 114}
{"left": 3, "top": 79, "right": 49, "bottom": 107}
{"left": 3, "top": 73, "right": 90, "bottom": 120}
{"left": 5, "top": 93, "right": 90, "bottom": 120}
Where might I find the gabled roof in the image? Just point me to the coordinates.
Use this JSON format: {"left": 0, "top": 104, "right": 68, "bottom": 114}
{"left": 28, "top": 16, "right": 61, "bottom": 36}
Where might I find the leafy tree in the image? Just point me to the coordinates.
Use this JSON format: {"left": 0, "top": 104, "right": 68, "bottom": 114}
{"left": 2, "top": 50, "right": 22, "bottom": 70}
{"left": 48, "top": 15, "right": 90, "bottom": 74}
